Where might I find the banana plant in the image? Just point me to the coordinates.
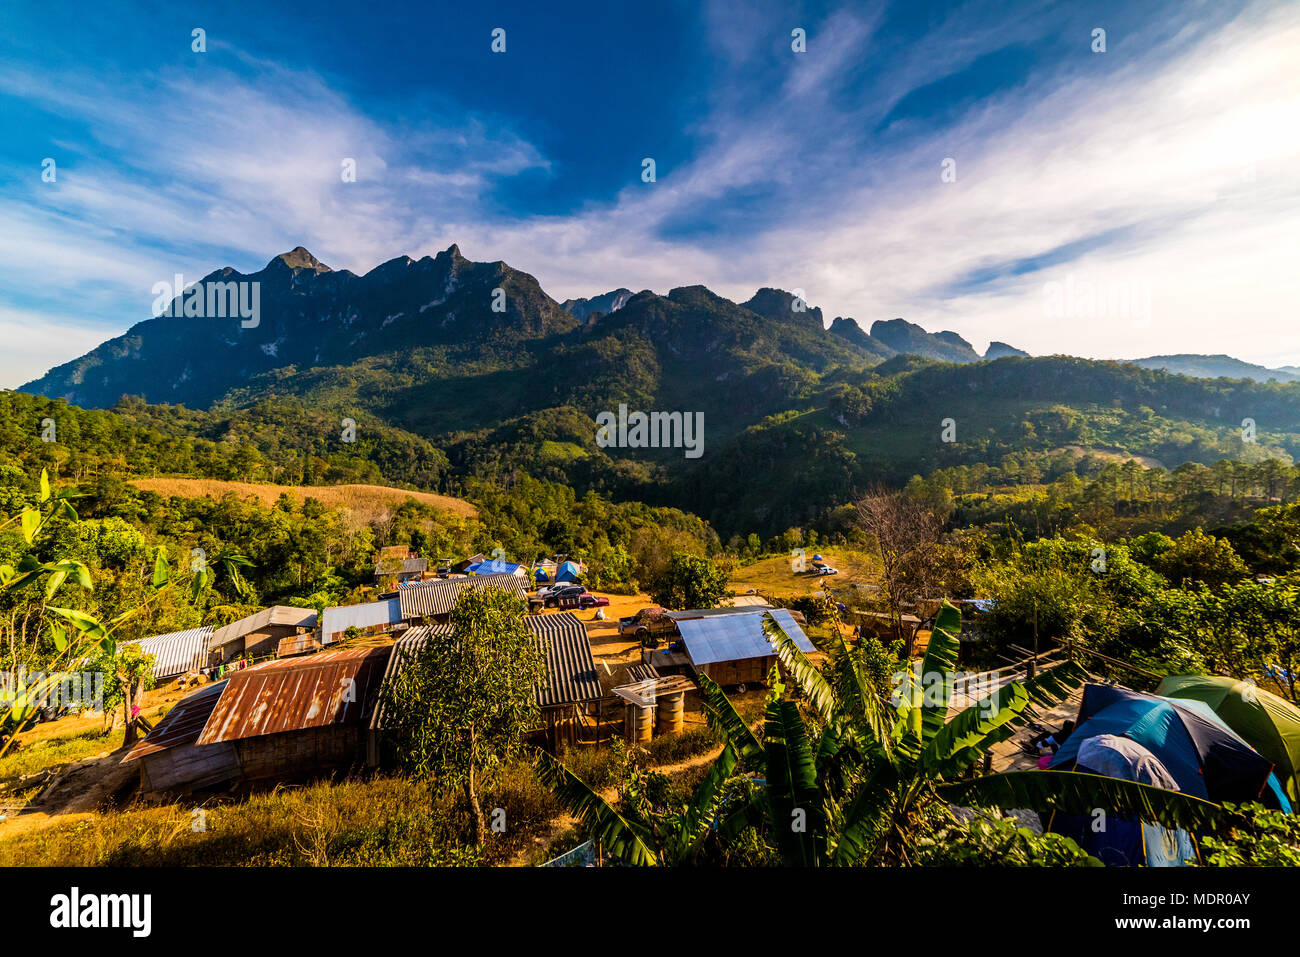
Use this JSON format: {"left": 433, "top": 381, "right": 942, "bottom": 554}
{"left": 534, "top": 700, "right": 757, "bottom": 866}
{"left": 0, "top": 471, "right": 242, "bottom": 754}
{"left": 747, "top": 602, "right": 1226, "bottom": 864}
{"left": 538, "top": 602, "right": 1228, "bottom": 865}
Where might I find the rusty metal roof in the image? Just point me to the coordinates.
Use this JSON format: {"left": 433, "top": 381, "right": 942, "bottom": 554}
{"left": 121, "top": 680, "right": 228, "bottom": 762}
{"left": 396, "top": 573, "right": 527, "bottom": 620}
{"left": 195, "top": 646, "right": 391, "bottom": 744}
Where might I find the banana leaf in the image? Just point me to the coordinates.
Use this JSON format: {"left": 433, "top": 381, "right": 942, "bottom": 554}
{"left": 939, "top": 769, "right": 1227, "bottom": 832}
{"left": 534, "top": 751, "right": 659, "bottom": 866}
{"left": 697, "top": 672, "right": 761, "bottom": 761}
{"left": 763, "top": 697, "right": 826, "bottom": 866}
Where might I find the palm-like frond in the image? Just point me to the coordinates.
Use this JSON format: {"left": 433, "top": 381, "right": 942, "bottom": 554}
{"left": 831, "top": 761, "right": 899, "bottom": 865}
{"left": 923, "top": 680, "right": 1031, "bottom": 779}
{"left": 939, "top": 769, "right": 1227, "bottom": 832}
{"left": 534, "top": 751, "right": 659, "bottom": 866}
{"left": 697, "top": 672, "right": 761, "bottom": 761}
{"left": 674, "top": 742, "right": 741, "bottom": 859}
{"left": 763, "top": 697, "right": 826, "bottom": 866}
{"left": 915, "top": 601, "right": 963, "bottom": 750}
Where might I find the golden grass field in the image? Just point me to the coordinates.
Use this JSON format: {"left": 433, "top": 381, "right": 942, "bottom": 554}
{"left": 129, "top": 479, "right": 478, "bottom": 522}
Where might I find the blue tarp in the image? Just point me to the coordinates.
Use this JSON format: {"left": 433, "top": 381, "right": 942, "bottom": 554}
{"left": 467, "top": 558, "right": 523, "bottom": 576}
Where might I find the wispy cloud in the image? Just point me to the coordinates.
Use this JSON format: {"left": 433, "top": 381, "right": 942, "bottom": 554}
{"left": 1, "top": 0, "right": 1296, "bottom": 390}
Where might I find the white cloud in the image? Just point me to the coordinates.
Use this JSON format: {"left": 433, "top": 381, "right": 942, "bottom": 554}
{"left": 2, "top": 0, "right": 1297, "bottom": 393}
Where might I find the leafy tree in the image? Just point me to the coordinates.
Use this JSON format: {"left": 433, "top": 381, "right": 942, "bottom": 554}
{"left": 646, "top": 553, "right": 731, "bottom": 610}
{"left": 377, "top": 586, "right": 546, "bottom": 844}
{"left": 1149, "top": 527, "right": 1249, "bottom": 588}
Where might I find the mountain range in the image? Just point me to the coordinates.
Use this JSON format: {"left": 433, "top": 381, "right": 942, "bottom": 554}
{"left": 18, "top": 245, "right": 1300, "bottom": 537}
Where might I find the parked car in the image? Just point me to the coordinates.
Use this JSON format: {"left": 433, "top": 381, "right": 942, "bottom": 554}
{"left": 618, "top": 606, "right": 679, "bottom": 648}
{"left": 543, "top": 585, "right": 588, "bottom": 608}
{"left": 551, "top": 592, "right": 609, "bottom": 611}
{"left": 816, "top": 565, "right": 839, "bottom": 576}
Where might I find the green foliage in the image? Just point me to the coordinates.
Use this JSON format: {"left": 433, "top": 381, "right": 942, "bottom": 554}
{"left": 378, "top": 586, "right": 545, "bottom": 841}
{"left": 913, "top": 808, "right": 1100, "bottom": 867}
{"left": 646, "top": 552, "right": 731, "bottom": 610}
{"left": 1201, "top": 802, "right": 1300, "bottom": 866}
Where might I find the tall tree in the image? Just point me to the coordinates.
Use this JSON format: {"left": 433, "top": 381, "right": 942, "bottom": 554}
{"left": 377, "top": 586, "right": 546, "bottom": 843}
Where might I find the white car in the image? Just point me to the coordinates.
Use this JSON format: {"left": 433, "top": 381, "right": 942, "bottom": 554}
{"left": 816, "top": 565, "right": 839, "bottom": 576}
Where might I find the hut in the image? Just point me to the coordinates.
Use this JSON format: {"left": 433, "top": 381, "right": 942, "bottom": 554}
{"left": 208, "top": 606, "right": 318, "bottom": 667}
{"left": 122, "top": 625, "right": 214, "bottom": 682}
{"left": 395, "top": 573, "right": 528, "bottom": 626}
{"left": 670, "top": 609, "right": 817, "bottom": 689}
{"left": 373, "top": 556, "right": 428, "bottom": 585}
{"left": 195, "top": 646, "right": 391, "bottom": 782}
{"left": 369, "top": 611, "right": 601, "bottom": 760}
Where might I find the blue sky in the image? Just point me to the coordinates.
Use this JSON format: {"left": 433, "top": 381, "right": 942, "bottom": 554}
{"left": 1, "top": 0, "right": 1298, "bottom": 388}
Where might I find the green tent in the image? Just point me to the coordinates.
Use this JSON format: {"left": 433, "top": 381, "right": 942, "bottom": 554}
{"left": 1157, "top": 674, "right": 1300, "bottom": 803}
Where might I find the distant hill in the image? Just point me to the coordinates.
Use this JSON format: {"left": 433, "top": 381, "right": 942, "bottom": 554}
{"left": 1128, "top": 355, "right": 1300, "bottom": 384}
{"left": 561, "top": 288, "right": 634, "bottom": 321}
{"left": 985, "top": 341, "right": 1029, "bottom": 359}
{"left": 128, "top": 478, "right": 476, "bottom": 522}
{"left": 869, "top": 318, "right": 982, "bottom": 362}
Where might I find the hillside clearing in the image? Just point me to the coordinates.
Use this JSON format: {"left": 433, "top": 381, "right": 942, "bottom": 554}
{"left": 128, "top": 479, "right": 477, "bottom": 521}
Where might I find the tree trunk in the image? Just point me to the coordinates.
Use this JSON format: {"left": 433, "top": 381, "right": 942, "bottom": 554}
{"left": 467, "top": 724, "right": 485, "bottom": 844}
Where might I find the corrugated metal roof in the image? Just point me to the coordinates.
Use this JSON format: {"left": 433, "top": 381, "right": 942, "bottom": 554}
{"left": 370, "top": 612, "right": 598, "bottom": 729}
{"left": 122, "top": 680, "right": 228, "bottom": 762}
{"left": 123, "top": 626, "right": 213, "bottom": 679}
{"left": 195, "top": 646, "right": 391, "bottom": 744}
{"left": 676, "top": 609, "right": 816, "bottom": 666}
{"left": 528, "top": 612, "right": 603, "bottom": 708}
{"left": 396, "top": 573, "right": 528, "bottom": 620}
{"left": 210, "top": 606, "right": 318, "bottom": 650}
{"left": 320, "top": 598, "right": 402, "bottom": 644}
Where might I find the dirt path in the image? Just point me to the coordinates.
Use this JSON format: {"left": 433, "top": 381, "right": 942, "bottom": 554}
{"left": 0, "top": 747, "right": 137, "bottom": 840}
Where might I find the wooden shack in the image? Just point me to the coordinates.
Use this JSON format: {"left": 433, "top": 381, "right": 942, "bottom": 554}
{"left": 671, "top": 608, "right": 818, "bottom": 689}
{"left": 195, "top": 646, "right": 391, "bottom": 782}
{"left": 208, "top": 606, "right": 318, "bottom": 667}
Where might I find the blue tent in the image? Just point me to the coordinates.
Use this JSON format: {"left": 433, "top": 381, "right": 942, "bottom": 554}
{"left": 555, "top": 560, "right": 581, "bottom": 583}
{"left": 1049, "top": 684, "right": 1290, "bottom": 808}
{"left": 535, "top": 567, "right": 550, "bottom": 582}
{"left": 1059, "top": 733, "right": 1198, "bottom": 866}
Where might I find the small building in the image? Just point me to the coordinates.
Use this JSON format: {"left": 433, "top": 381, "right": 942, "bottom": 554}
{"left": 369, "top": 611, "right": 601, "bottom": 758}
{"left": 196, "top": 646, "right": 391, "bottom": 782}
{"left": 374, "top": 545, "right": 417, "bottom": 563}
{"left": 208, "top": 606, "right": 318, "bottom": 667}
{"left": 319, "top": 597, "right": 404, "bottom": 645}
{"left": 449, "top": 554, "right": 487, "bottom": 575}
{"left": 122, "top": 625, "right": 214, "bottom": 682}
{"left": 464, "top": 557, "right": 527, "bottom": 577}
{"left": 668, "top": 608, "right": 817, "bottom": 688}
{"left": 123, "top": 647, "right": 392, "bottom": 792}
{"left": 395, "top": 573, "right": 529, "bottom": 625}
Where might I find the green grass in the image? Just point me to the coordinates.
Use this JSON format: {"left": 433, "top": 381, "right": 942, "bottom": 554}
{"left": 0, "top": 726, "right": 123, "bottom": 792}
{"left": 0, "top": 760, "right": 563, "bottom": 867}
